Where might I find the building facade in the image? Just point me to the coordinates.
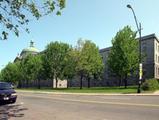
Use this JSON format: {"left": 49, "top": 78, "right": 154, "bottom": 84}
{"left": 99, "top": 34, "right": 159, "bottom": 86}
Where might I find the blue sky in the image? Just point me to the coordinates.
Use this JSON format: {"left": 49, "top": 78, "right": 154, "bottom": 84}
{"left": 0, "top": 0, "right": 159, "bottom": 70}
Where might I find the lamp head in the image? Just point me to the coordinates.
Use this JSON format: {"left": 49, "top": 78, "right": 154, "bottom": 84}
{"left": 127, "top": 4, "right": 132, "bottom": 9}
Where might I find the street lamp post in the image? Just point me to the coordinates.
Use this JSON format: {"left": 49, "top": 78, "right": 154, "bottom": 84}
{"left": 127, "top": 4, "right": 142, "bottom": 93}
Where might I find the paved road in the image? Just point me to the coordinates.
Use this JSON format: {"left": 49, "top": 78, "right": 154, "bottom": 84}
{"left": 0, "top": 92, "right": 159, "bottom": 120}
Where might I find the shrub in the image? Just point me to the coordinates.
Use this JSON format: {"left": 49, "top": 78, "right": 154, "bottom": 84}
{"left": 142, "top": 79, "right": 159, "bottom": 91}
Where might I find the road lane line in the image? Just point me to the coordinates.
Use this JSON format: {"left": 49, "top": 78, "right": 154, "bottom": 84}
{"left": 20, "top": 94, "right": 159, "bottom": 108}
{"left": 98, "top": 96, "right": 131, "bottom": 100}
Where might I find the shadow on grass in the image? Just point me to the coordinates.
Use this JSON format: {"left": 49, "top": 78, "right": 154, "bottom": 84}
{"left": 0, "top": 103, "right": 28, "bottom": 120}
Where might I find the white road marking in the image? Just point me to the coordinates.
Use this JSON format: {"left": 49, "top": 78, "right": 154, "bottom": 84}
{"left": 20, "top": 102, "right": 24, "bottom": 105}
{"left": 98, "top": 96, "right": 131, "bottom": 100}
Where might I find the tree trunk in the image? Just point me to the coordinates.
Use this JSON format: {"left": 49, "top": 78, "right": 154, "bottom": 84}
{"left": 38, "top": 79, "right": 41, "bottom": 89}
{"left": 52, "top": 77, "right": 54, "bottom": 89}
{"left": 17, "top": 80, "right": 21, "bottom": 88}
{"left": 87, "top": 77, "right": 91, "bottom": 88}
{"left": 119, "top": 76, "right": 122, "bottom": 87}
{"left": 80, "top": 75, "right": 83, "bottom": 89}
{"left": 124, "top": 75, "right": 128, "bottom": 88}
{"left": 67, "top": 80, "right": 69, "bottom": 88}
{"left": 26, "top": 79, "right": 29, "bottom": 88}
{"left": 55, "top": 76, "right": 58, "bottom": 88}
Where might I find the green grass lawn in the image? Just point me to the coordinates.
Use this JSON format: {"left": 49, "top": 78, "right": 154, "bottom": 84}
{"left": 16, "top": 86, "right": 138, "bottom": 94}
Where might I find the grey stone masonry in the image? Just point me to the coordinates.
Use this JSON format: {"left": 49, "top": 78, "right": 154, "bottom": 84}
{"left": 99, "top": 34, "right": 159, "bottom": 86}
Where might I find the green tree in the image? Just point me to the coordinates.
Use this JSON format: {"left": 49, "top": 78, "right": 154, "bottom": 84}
{"left": 14, "top": 61, "right": 23, "bottom": 88}
{"left": 25, "top": 54, "right": 43, "bottom": 88}
{"left": 107, "top": 26, "right": 139, "bottom": 88}
{"left": 0, "top": 0, "right": 65, "bottom": 40}
{"left": 74, "top": 39, "right": 85, "bottom": 89}
{"left": 0, "top": 62, "right": 21, "bottom": 84}
{"left": 61, "top": 48, "right": 77, "bottom": 87}
{"left": 43, "top": 41, "right": 72, "bottom": 88}
{"left": 19, "top": 54, "right": 43, "bottom": 88}
{"left": 0, "top": 72, "right": 2, "bottom": 81}
{"left": 19, "top": 55, "right": 31, "bottom": 87}
{"left": 76, "top": 39, "right": 104, "bottom": 89}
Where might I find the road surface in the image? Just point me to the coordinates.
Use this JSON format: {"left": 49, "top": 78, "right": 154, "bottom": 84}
{"left": 0, "top": 92, "right": 159, "bottom": 120}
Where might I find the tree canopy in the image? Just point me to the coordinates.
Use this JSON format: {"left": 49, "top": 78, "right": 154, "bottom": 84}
{"left": 43, "top": 41, "right": 73, "bottom": 88}
{"left": 0, "top": 39, "right": 104, "bottom": 88}
{"left": 107, "top": 26, "right": 139, "bottom": 87}
{"left": 22, "top": 54, "right": 42, "bottom": 80}
{"left": 0, "top": 0, "right": 65, "bottom": 40}
{"left": 0, "top": 62, "right": 20, "bottom": 84}
{"left": 76, "top": 39, "right": 104, "bottom": 88}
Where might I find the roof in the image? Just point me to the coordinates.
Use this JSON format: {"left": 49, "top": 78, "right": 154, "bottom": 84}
{"left": 140, "top": 33, "right": 156, "bottom": 41}
{"left": 22, "top": 47, "right": 39, "bottom": 53}
{"left": 99, "top": 33, "right": 159, "bottom": 52}
{"left": 22, "top": 40, "right": 39, "bottom": 53}
{"left": 99, "top": 47, "right": 111, "bottom": 53}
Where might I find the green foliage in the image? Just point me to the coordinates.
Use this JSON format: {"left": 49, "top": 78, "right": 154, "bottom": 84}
{"left": 0, "top": 62, "right": 21, "bottom": 84}
{"left": 75, "top": 39, "right": 104, "bottom": 88}
{"left": 107, "top": 26, "right": 139, "bottom": 87}
{"left": 61, "top": 48, "right": 77, "bottom": 80}
{"left": 0, "top": 0, "right": 65, "bottom": 40}
{"left": 0, "top": 71, "right": 2, "bottom": 81}
{"left": 22, "top": 54, "right": 43, "bottom": 80}
{"left": 80, "top": 40, "right": 104, "bottom": 78}
{"left": 0, "top": 39, "right": 104, "bottom": 88}
{"left": 142, "top": 79, "right": 159, "bottom": 91}
{"left": 0, "top": 54, "right": 43, "bottom": 87}
{"left": 43, "top": 41, "right": 74, "bottom": 87}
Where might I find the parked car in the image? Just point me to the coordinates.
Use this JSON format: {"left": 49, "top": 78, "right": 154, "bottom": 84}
{"left": 0, "top": 82, "right": 17, "bottom": 104}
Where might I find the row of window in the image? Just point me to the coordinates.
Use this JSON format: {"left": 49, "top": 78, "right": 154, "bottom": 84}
{"left": 155, "top": 67, "right": 159, "bottom": 76}
{"left": 155, "top": 43, "right": 159, "bottom": 52}
{"left": 155, "top": 54, "right": 159, "bottom": 63}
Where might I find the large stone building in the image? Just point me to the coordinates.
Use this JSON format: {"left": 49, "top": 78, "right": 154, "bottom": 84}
{"left": 99, "top": 33, "right": 159, "bottom": 86}
{"left": 14, "top": 34, "right": 159, "bottom": 87}
{"left": 14, "top": 41, "right": 39, "bottom": 62}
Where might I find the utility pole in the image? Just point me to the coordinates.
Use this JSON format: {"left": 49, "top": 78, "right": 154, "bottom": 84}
{"left": 127, "top": 4, "right": 142, "bottom": 93}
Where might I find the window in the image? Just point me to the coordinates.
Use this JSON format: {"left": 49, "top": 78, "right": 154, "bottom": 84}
{"left": 156, "top": 54, "right": 157, "bottom": 62}
{"left": 158, "top": 68, "right": 159, "bottom": 75}
{"left": 142, "top": 42, "right": 146, "bottom": 51}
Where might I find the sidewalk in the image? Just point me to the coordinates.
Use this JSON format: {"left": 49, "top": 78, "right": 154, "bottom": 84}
{"left": 16, "top": 90, "right": 159, "bottom": 96}
{"left": 154, "top": 90, "right": 159, "bottom": 95}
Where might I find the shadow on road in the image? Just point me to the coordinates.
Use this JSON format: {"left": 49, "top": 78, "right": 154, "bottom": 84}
{"left": 0, "top": 103, "right": 28, "bottom": 120}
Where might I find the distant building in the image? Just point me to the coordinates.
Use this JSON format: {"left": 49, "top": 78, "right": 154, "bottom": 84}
{"left": 14, "top": 40, "right": 39, "bottom": 62}
{"left": 99, "top": 34, "right": 159, "bottom": 86}
{"left": 14, "top": 34, "right": 159, "bottom": 87}
{"left": 14, "top": 40, "right": 67, "bottom": 88}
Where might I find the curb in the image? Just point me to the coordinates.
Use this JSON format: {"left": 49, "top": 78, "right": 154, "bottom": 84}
{"left": 16, "top": 90, "right": 159, "bottom": 96}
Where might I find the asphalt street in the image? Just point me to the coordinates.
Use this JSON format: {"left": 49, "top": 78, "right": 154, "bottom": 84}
{"left": 0, "top": 92, "right": 159, "bottom": 120}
